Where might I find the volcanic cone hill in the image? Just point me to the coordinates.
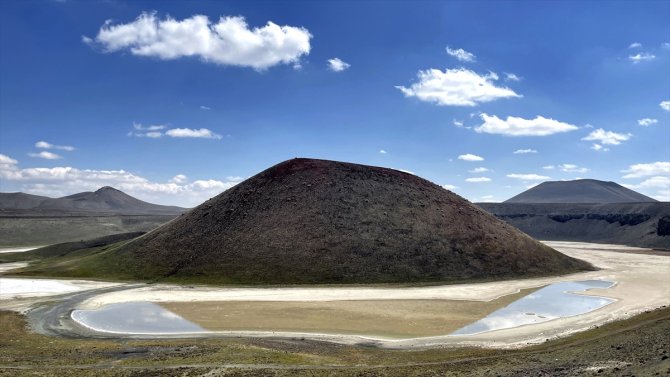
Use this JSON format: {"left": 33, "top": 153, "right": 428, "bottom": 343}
{"left": 505, "top": 179, "right": 657, "bottom": 204}
{"left": 73, "top": 158, "right": 592, "bottom": 285}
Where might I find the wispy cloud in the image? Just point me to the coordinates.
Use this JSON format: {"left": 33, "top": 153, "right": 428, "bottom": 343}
{"left": 327, "top": 57, "right": 350, "bottom": 72}
{"left": 503, "top": 72, "right": 521, "bottom": 81}
{"left": 506, "top": 173, "right": 549, "bottom": 180}
{"left": 35, "top": 141, "right": 75, "bottom": 151}
{"left": 445, "top": 46, "right": 476, "bottom": 62}
{"left": 28, "top": 151, "right": 62, "bottom": 160}
{"left": 590, "top": 143, "right": 609, "bottom": 152}
{"left": 628, "top": 42, "right": 642, "bottom": 49}
{"left": 628, "top": 52, "right": 655, "bottom": 63}
{"left": 582, "top": 128, "right": 631, "bottom": 145}
{"left": 513, "top": 149, "right": 537, "bottom": 154}
{"left": 200, "top": 105, "right": 211, "bottom": 111}
{"left": 442, "top": 184, "right": 458, "bottom": 190}
{"left": 84, "top": 12, "right": 311, "bottom": 70}
{"left": 468, "top": 167, "right": 489, "bottom": 173}
{"left": 458, "top": 153, "right": 484, "bottom": 162}
{"left": 379, "top": 149, "right": 387, "bottom": 154}
{"left": 465, "top": 177, "right": 491, "bottom": 183}
{"left": 475, "top": 113, "right": 578, "bottom": 136}
{"left": 660, "top": 101, "right": 670, "bottom": 112}
{"left": 396, "top": 68, "right": 520, "bottom": 106}
{"left": 559, "top": 164, "right": 589, "bottom": 174}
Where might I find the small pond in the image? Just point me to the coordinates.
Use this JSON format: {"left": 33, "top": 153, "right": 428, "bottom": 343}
{"left": 71, "top": 301, "right": 205, "bottom": 334}
{"left": 450, "top": 280, "right": 616, "bottom": 336}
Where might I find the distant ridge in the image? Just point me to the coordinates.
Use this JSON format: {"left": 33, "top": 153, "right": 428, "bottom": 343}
{"left": 57, "top": 158, "right": 593, "bottom": 285}
{"left": 505, "top": 179, "right": 657, "bottom": 204}
{"left": 0, "top": 187, "right": 185, "bottom": 215}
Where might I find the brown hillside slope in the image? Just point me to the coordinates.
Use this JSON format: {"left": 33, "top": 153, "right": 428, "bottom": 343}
{"left": 110, "top": 158, "right": 592, "bottom": 284}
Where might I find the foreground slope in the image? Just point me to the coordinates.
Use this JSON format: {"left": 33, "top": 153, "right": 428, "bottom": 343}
{"left": 505, "top": 179, "right": 657, "bottom": 203}
{"left": 89, "top": 158, "right": 590, "bottom": 284}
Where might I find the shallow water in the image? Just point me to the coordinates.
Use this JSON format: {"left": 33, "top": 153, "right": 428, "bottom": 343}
{"left": 71, "top": 301, "right": 205, "bottom": 334}
{"left": 450, "top": 280, "right": 615, "bottom": 336}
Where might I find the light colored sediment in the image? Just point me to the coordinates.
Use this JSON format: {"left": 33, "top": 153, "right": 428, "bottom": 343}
{"left": 0, "top": 278, "right": 120, "bottom": 300}
{"left": 0, "top": 262, "right": 29, "bottom": 273}
{"left": 0, "top": 246, "right": 42, "bottom": 253}
{"left": 72, "top": 242, "right": 670, "bottom": 348}
{"left": 161, "top": 288, "right": 538, "bottom": 338}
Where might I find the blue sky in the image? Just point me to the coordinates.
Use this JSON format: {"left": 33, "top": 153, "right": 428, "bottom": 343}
{"left": 1, "top": 0, "right": 669, "bottom": 206}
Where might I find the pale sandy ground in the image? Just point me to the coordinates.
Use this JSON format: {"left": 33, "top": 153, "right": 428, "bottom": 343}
{"left": 0, "top": 262, "right": 120, "bottom": 312}
{"left": 73, "top": 242, "right": 670, "bottom": 348}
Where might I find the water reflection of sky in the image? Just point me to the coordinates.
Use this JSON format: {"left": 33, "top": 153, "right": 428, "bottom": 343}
{"left": 72, "top": 302, "right": 205, "bottom": 334}
{"left": 450, "top": 280, "right": 615, "bottom": 336}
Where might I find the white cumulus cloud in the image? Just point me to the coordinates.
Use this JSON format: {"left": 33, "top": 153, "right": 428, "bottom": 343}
{"left": 622, "top": 162, "right": 670, "bottom": 178}
{"left": 623, "top": 176, "right": 670, "bottom": 189}
{"left": 165, "top": 128, "right": 222, "bottom": 139}
{"left": 628, "top": 42, "right": 642, "bottom": 49}
{"left": 396, "top": 68, "right": 520, "bottom": 106}
{"left": 458, "top": 153, "right": 484, "bottom": 162}
{"left": 0, "top": 154, "right": 18, "bottom": 165}
{"left": 129, "top": 123, "right": 222, "bottom": 139}
{"left": 638, "top": 118, "right": 658, "bottom": 127}
{"left": 582, "top": 128, "right": 631, "bottom": 145}
{"left": 379, "top": 149, "right": 387, "bottom": 154}
{"left": 327, "top": 57, "right": 350, "bottom": 72}
{"left": 475, "top": 113, "right": 579, "bottom": 136}
{"left": 506, "top": 173, "right": 550, "bottom": 180}
{"left": 85, "top": 12, "right": 312, "bottom": 70}
{"left": 35, "top": 141, "right": 75, "bottom": 151}
{"left": 170, "top": 174, "right": 187, "bottom": 184}
{"left": 445, "top": 46, "right": 476, "bottom": 62}
{"left": 660, "top": 101, "right": 670, "bottom": 112}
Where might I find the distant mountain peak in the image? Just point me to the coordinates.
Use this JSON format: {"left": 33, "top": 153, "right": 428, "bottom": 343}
{"left": 505, "top": 179, "right": 657, "bottom": 203}
{"left": 96, "top": 186, "right": 119, "bottom": 192}
{"left": 0, "top": 186, "right": 185, "bottom": 214}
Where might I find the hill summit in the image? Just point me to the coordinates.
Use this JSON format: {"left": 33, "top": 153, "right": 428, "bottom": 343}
{"left": 505, "top": 179, "right": 656, "bottom": 204}
{"left": 95, "top": 158, "right": 591, "bottom": 285}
